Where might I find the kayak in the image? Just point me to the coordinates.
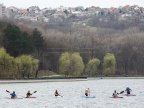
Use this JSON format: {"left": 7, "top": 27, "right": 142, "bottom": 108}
{"left": 81, "top": 96, "right": 96, "bottom": 98}
{"left": 124, "top": 94, "right": 136, "bottom": 96}
{"left": 110, "top": 96, "right": 123, "bottom": 98}
{"left": 25, "top": 97, "right": 36, "bottom": 98}
{"left": 55, "top": 96, "right": 63, "bottom": 98}
{"left": 5, "top": 97, "right": 23, "bottom": 99}
{"left": 12, "top": 98, "right": 23, "bottom": 99}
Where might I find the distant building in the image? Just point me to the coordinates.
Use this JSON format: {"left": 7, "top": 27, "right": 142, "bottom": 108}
{"left": 0, "top": 4, "right": 7, "bottom": 18}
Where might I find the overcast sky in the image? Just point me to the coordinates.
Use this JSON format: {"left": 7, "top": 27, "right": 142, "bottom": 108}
{"left": 0, "top": 0, "right": 144, "bottom": 9}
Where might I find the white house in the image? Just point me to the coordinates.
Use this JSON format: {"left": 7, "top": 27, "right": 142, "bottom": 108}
{"left": 0, "top": 4, "right": 6, "bottom": 18}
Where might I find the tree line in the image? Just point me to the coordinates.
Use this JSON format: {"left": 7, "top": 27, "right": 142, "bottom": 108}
{"left": 0, "top": 21, "right": 144, "bottom": 78}
{"left": 0, "top": 47, "right": 116, "bottom": 78}
{"left": 42, "top": 24, "right": 144, "bottom": 76}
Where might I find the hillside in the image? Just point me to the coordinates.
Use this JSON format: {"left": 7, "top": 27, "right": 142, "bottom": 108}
{"left": 0, "top": 5, "right": 143, "bottom": 30}
{"left": 0, "top": 5, "right": 144, "bottom": 77}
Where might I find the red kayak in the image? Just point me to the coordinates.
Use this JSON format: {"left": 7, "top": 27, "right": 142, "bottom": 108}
{"left": 25, "top": 97, "right": 36, "bottom": 98}
{"left": 110, "top": 96, "right": 123, "bottom": 98}
{"left": 124, "top": 94, "right": 136, "bottom": 96}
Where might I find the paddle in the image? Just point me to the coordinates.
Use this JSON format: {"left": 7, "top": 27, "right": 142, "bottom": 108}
{"left": 119, "top": 91, "right": 124, "bottom": 94}
{"left": 6, "top": 90, "right": 10, "bottom": 93}
{"left": 32, "top": 91, "right": 37, "bottom": 95}
{"left": 117, "top": 91, "right": 124, "bottom": 95}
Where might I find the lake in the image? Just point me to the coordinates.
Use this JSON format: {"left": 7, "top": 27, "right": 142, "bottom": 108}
{"left": 0, "top": 79, "right": 144, "bottom": 108}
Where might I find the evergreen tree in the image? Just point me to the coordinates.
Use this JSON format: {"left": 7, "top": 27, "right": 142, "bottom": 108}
{"left": 31, "top": 28, "right": 46, "bottom": 57}
{"left": 3, "top": 24, "right": 34, "bottom": 56}
{"left": 20, "top": 32, "right": 33, "bottom": 54}
{"left": 3, "top": 24, "right": 22, "bottom": 56}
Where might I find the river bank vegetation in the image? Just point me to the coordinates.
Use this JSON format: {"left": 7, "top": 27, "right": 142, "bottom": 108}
{"left": 0, "top": 20, "right": 144, "bottom": 78}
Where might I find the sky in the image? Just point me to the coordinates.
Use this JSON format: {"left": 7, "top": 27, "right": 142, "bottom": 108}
{"left": 0, "top": 0, "right": 144, "bottom": 9}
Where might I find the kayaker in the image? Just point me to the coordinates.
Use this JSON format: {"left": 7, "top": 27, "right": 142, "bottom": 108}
{"left": 85, "top": 88, "right": 90, "bottom": 96}
{"left": 55, "top": 90, "right": 62, "bottom": 97}
{"left": 26, "top": 90, "right": 32, "bottom": 98}
{"left": 125, "top": 87, "right": 132, "bottom": 95}
{"left": 10, "top": 91, "right": 17, "bottom": 99}
{"left": 112, "top": 90, "right": 118, "bottom": 97}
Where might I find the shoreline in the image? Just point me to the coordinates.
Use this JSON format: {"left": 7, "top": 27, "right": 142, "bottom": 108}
{"left": 0, "top": 77, "right": 144, "bottom": 84}
{"left": 88, "top": 77, "right": 144, "bottom": 80}
{"left": 0, "top": 78, "right": 88, "bottom": 84}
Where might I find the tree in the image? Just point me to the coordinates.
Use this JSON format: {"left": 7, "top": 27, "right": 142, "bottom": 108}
{"left": 15, "top": 55, "right": 39, "bottom": 78}
{"left": 19, "top": 32, "right": 33, "bottom": 54}
{"left": 3, "top": 24, "right": 22, "bottom": 56}
{"left": 31, "top": 28, "right": 46, "bottom": 57}
{"left": 59, "top": 52, "right": 70, "bottom": 77}
{"left": 59, "top": 52, "right": 84, "bottom": 76}
{"left": 70, "top": 52, "right": 85, "bottom": 76}
{"left": 0, "top": 47, "right": 15, "bottom": 77}
{"left": 3, "top": 24, "right": 33, "bottom": 56}
{"left": 103, "top": 53, "right": 116, "bottom": 76}
{"left": 85, "top": 58, "right": 100, "bottom": 76}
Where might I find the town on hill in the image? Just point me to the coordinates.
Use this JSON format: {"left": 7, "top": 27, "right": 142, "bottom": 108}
{"left": 1, "top": 4, "right": 144, "bottom": 28}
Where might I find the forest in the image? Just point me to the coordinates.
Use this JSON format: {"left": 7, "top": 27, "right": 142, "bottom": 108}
{"left": 0, "top": 19, "right": 144, "bottom": 78}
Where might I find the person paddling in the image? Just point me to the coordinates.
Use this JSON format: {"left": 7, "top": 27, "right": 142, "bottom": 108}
{"left": 112, "top": 90, "right": 118, "bottom": 98}
{"left": 26, "top": 90, "right": 32, "bottom": 98}
{"left": 125, "top": 87, "right": 132, "bottom": 95}
{"left": 10, "top": 91, "right": 17, "bottom": 99}
{"left": 85, "top": 88, "right": 90, "bottom": 96}
{"left": 54, "top": 90, "right": 62, "bottom": 97}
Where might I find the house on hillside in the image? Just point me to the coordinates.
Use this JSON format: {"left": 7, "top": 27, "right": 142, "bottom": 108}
{"left": 0, "top": 4, "right": 7, "bottom": 19}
